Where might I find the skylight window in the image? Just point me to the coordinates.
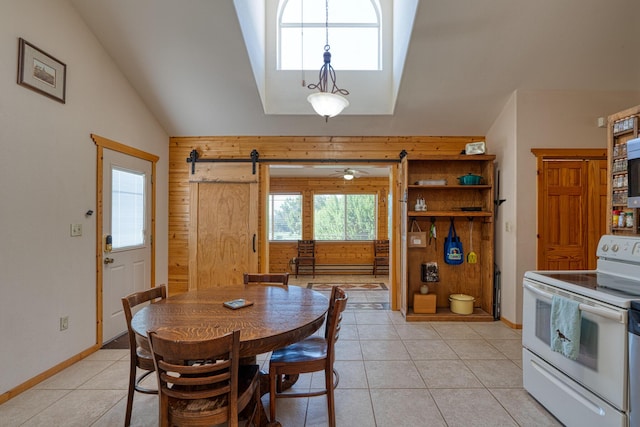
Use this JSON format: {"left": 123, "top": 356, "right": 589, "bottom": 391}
{"left": 235, "top": 0, "right": 417, "bottom": 114}
{"left": 278, "top": 0, "right": 381, "bottom": 71}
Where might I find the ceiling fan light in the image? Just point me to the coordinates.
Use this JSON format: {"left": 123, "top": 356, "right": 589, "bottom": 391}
{"left": 307, "top": 92, "right": 349, "bottom": 118}
{"left": 343, "top": 171, "right": 355, "bottom": 180}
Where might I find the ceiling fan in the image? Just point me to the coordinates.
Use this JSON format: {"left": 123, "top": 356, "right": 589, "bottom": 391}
{"left": 331, "top": 168, "right": 369, "bottom": 180}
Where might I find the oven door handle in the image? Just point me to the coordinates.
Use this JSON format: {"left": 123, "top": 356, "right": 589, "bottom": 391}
{"left": 524, "top": 282, "right": 624, "bottom": 323}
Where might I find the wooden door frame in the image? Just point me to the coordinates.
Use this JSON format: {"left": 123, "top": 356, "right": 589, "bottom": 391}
{"left": 394, "top": 156, "right": 407, "bottom": 313}
{"left": 531, "top": 148, "right": 607, "bottom": 270}
{"left": 92, "top": 134, "right": 159, "bottom": 346}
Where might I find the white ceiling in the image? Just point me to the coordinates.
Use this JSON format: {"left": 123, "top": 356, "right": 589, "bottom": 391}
{"left": 69, "top": 0, "right": 640, "bottom": 137}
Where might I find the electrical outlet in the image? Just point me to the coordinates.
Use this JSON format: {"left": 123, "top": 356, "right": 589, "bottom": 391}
{"left": 60, "top": 316, "right": 69, "bottom": 331}
{"left": 71, "top": 223, "right": 82, "bottom": 237}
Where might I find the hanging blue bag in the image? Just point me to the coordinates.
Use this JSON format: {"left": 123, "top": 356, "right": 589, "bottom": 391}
{"left": 444, "top": 219, "right": 464, "bottom": 265}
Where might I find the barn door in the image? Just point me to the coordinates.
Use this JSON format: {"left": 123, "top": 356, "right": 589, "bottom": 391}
{"left": 534, "top": 150, "right": 607, "bottom": 270}
{"left": 189, "top": 163, "right": 259, "bottom": 289}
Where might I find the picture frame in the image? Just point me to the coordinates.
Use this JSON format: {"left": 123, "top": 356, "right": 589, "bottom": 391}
{"left": 17, "top": 38, "right": 66, "bottom": 104}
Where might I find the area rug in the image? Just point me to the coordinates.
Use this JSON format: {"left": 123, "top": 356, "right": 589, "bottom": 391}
{"left": 307, "top": 282, "right": 388, "bottom": 291}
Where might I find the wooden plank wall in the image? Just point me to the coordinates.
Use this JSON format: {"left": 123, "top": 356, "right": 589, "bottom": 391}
{"left": 269, "top": 176, "right": 389, "bottom": 273}
{"left": 169, "top": 136, "right": 483, "bottom": 294}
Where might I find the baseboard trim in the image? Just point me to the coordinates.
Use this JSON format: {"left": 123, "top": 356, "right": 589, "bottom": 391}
{"left": 0, "top": 343, "right": 100, "bottom": 404}
{"left": 500, "top": 317, "right": 522, "bottom": 329}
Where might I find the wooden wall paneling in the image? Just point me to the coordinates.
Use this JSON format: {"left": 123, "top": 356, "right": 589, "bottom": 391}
{"left": 169, "top": 136, "right": 484, "bottom": 295}
{"left": 269, "top": 242, "right": 297, "bottom": 273}
{"left": 303, "top": 189, "right": 313, "bottom": 240}
{"left": 172, "top": 136, "right": 483, "bottom": 160}
{"left": 188, "top": 182, "right": 199, "bottom": 291}
{"left": 169, "top": 144, "right": 193, "bottom": 294}
{"left": 377, "top": 186, "right": 389, "bottom": 240}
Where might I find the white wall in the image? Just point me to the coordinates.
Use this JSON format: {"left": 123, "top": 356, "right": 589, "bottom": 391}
{"left": 0, "top": 0, "right": 168, "bottom": 395}
{"left": 487, "top": 90, "right": 640, "bottom": 326}
{"left": 486, "top": 92, "right": 518, "bottom": 323}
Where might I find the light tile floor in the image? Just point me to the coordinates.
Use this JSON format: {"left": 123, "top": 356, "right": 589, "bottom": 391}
{"left": 0, "top": 276, "right": 561, "bottom": 426}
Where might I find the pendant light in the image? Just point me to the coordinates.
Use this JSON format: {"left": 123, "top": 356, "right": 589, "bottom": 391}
{"left": 307, "top": 0, "right": 349, "bottom": 121}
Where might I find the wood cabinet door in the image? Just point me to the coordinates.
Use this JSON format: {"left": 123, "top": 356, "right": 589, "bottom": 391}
{"left": 537, "top": 158, "right": 607, "bottom": 270}
{"left": 587, "top": 159, "right": 608, "bottom": 269}
{"left": 189, "top": 163, "right": 259, "bottom": 289}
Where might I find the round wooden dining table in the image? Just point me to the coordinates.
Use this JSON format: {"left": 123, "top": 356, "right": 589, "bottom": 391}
{"left": 131, "top": 285, "right": 329, "bottom": 358}
{"left": 132, "top": 285, "right": 329, "bottom": 426}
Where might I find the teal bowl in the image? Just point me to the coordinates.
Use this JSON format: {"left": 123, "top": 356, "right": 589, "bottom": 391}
{"left": 457, "top": 173, "right": 482, "bottom": 185}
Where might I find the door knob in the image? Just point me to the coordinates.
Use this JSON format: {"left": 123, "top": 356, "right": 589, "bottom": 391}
{"left": 104, "top": 257, "right": 114, "bottom": 264}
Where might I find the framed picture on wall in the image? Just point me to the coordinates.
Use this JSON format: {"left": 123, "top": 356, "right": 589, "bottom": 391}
{"left": 17, "top": 38, "right": 66, "bottom": 104}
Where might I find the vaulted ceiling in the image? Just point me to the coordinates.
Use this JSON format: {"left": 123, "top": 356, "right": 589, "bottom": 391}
{"left": 70, "top": 0, "right": 640, "bottom": 138}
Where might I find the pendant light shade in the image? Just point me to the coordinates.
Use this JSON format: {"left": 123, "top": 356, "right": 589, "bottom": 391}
{"left": 307, "top": 92, "right": 349, "bottom": 118}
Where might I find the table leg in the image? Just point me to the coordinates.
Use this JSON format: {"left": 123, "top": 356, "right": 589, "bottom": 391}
{"left": 278, "top": 374, "right": 300, "bottom": 392}
{"left": 241, "top": 357, "right": 301, "bottom": 426}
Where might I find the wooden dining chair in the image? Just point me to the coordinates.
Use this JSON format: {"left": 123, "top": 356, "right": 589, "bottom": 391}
{"left": 268, "top": 286, "right": 348, "bottom": 427}
{"left": 372, "top": 239, "right": 390, "bottom": 276}
{"left": 243, "top": 272, "right": 289, "bottom": 288}
{"left": 295, "top": 240, "right": 316, "bottom": 277}
{"left": 121, "top": 285, "right": 167, "bottom": 427}
{"left": 147, "top": 328, "right": 261, "bottom": 427}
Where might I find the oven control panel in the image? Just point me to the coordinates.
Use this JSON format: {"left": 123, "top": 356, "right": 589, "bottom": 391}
{"left": 597, "top": 235, "right": 640, "bottom": 262}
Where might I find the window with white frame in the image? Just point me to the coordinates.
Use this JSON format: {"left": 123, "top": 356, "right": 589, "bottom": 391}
{"left": 278, "top": 0, "right": 381, "bottom": 70}
{"left": 313, "top": 194, "right": 377, "bottom": 240}
{"left": 268, "top": 193, "right": 303, "bottom": 240}
{"left": 111, "top": 167, "right": 146, "bottom": 248}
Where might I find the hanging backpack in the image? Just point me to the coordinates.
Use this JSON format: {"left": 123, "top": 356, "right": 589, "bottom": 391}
{"left": 444, "top": 219, "right": 464, "bottom": 265}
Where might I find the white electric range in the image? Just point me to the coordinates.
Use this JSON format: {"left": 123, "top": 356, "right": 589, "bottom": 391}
{"left": 523, "top": 235, "right": 640, "bottom": 427}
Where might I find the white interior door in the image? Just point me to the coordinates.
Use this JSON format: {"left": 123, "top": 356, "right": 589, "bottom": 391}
{"left": 102, "top": 148, "right": 152, "bottom": 343}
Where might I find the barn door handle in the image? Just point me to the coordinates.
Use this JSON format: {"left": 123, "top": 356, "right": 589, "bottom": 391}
{"left": 252, "top": 234, "right": 256, "bottom": 253}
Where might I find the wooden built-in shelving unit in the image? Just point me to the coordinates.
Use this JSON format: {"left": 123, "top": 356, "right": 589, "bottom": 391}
{"left": 402, "top": 154, "right": 495, "bottom": 321}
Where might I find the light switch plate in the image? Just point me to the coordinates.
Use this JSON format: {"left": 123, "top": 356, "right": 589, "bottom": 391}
{"left": 71, "top": 223, "right": 82, "bottom": 237}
